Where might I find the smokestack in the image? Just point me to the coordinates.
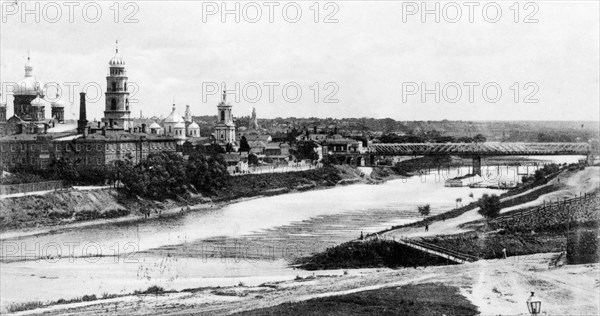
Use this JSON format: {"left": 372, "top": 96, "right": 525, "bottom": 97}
{"left": 77, "top": 92, "right": 88, "bottom": 134}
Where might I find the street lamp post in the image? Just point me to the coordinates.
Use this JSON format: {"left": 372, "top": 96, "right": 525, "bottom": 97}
{"left": 526, "top": 291, "right": 542, "bottom": 315}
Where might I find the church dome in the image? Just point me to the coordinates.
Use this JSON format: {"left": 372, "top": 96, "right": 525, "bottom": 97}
{"left": 15, "top": 57, "right": 45, "bottom": 96}
{"left": 163, "top": 105, "right": 185, "bottom": 124}
{"left": 188, "top": 122, "right": 199, "bottom": 129}
{"left": 109, "top": 55, "right": 126, "bottom": 67}
{"left": 30, "top": 95, "right": 51, "bottom": 108}
{"left": 173, "top": 122, "right": 186, "bottom": 129}
{"left": 149, "top": 122, "right": 161, "bottom": 129}
{"left": 109, "top": 41, "right": 126, "bottom": 67}
{"left": 15, "top": 76, "right": 45, "bottom": 96}
{"left": 51, "top": 93, "right": 68, "bottom": 108}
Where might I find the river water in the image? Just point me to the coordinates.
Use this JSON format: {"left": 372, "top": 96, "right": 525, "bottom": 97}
{"left": 0, "top": 156, "right": 584, "bottom": 309}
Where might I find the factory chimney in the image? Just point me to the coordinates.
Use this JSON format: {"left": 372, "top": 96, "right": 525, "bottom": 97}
{"left": 77, "top": 92, "right": 88, "bottom": 135}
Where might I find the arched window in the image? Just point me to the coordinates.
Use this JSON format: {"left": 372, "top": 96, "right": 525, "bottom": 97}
{"left": 124, "top": 82, "right": 127, "bottom": 91}
{"left": 220, "top": 110, "right": 225, "bottom": 122}
{"left": 111, "top": 99, "right": 117, "bottom": 110}
{"left": 112, "top": 82, "right": 116, "bottom": 91}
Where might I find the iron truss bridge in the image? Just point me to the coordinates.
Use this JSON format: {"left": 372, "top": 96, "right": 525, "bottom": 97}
{"left": 367, "top": 142, "right": 591, "bottom": 156}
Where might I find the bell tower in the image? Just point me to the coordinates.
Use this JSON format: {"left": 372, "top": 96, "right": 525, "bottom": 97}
{"left": 214, "top": 87, "right": 236, "bottom": 143}
{"left": 102, "top": 41, "right": 132, "bottom": 130}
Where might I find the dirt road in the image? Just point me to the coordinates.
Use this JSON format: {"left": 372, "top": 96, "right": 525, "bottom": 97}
{"left": 383, "top": 167, "right": 600, "bottom": 239}
{"left": 13, "top": 253, "right": 598, "bottom": 315}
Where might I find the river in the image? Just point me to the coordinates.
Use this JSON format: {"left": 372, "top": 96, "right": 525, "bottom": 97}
{"left": 0, "top": 156, "right": 585, "bottom": 310}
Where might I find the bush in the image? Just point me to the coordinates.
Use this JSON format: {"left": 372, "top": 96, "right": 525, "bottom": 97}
{"left": 478, "top": 194, "right": 501, "bottom": 221}
{"left": 135, "top": 285, "right": 165, "bottom": 296}
{"left": 567, "top": 229, "right": 599, "bottom": 264}
{"left": 103, "top": 209, "right": 130, "bottom": 219}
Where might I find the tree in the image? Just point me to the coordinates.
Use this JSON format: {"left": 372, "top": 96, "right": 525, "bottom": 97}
{"left": 239, "top": 136, "right": 250, "bottom": 152}
{"left": 417, "top": 204, "right": 431, "bottom": 217}
{"left": 206, "top": 143, "right": 225, "bottom": 154}
{"left": 121, "top": 152, "right": 188, "bottom": 200}
{"left": 477, "top": 194, "right": 501, "bottom": 223}
{"left": 187, "top": 151, "right": 229, "bottom": 194}
{"left": 48, "top": 157, "right": 79, "bottom": 184}
{"left": 473, "top": 134, "right": 487, "bottom": 143}
{"left": 248, "top": 153, "right": 259, "bottom": 166}
{"left": 225, "top": 142, "right": 234, "bottom": 153}
{"left": 294, "top": 141, "right": 319, "bottom": 161}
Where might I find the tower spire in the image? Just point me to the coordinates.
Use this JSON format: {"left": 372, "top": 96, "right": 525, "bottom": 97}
{"left": 115, "top": 40, "right": 119, "bottom": 54}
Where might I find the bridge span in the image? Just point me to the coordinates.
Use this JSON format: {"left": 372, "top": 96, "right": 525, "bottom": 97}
{"left": 357, "top": 142, "right": 592, "bottom": 175}
{"left": 367, "top": 142, "right": 590, "bottom": 156}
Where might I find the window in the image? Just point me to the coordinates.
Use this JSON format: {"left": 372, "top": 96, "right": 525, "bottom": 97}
{"left": 66, "top": 144, "right": 71, "bottom": 152}
{"left": 111, "top": 99, "right": 117, "bottom": 110}
{"left": 41, "top": 144, "right": 48, "bottom": 152}
{"left": 30, "top": 144, "right": 36, "bottom": 151}
{"left": 112, "top": 82, "right": 116, "bottom": 91}
{"left": 124, "top": 82, "right": 127, "bottom": 91}
{"left": 10, "top": 144, "right": 15, "bottom": 152}
{"left": 220, "top": 110, "right": 225, "bottom": 121}
{"left": 76, "top": 144, "right": 81, "bottom": 151}
{"left": 97, "top": 144, "right": 102, "bottom": 151}
{"left": 86, "top": 144, "right": 92, "bottom": 151}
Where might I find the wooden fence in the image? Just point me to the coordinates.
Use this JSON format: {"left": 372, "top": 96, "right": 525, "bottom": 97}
{"left": 0, "top": 181, "right": 64, "bottom": 197}
{"left": 490, "top": 192, "right": 599, "bottom": 229}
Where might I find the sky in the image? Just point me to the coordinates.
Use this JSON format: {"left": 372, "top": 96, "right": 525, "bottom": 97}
{"left": 1, "top": 1, "right": 599, "bottom": 122}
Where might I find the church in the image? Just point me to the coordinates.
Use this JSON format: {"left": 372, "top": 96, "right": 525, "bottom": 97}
{"left": 0, "top": 42, "right": 242, "bottom": 170}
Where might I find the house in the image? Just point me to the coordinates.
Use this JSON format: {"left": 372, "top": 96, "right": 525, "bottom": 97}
{"left": 322, "top": 136, "right": 365, "bottom": 154}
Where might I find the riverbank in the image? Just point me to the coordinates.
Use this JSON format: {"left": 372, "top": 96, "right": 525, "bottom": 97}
{"left": 6, "top": 253, "right": 597, "bottom": 315}
{"left": 0, "top": 165, "right": 374, "bottom": 239}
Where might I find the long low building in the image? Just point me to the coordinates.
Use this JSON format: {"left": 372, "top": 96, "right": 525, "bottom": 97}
{"left": 0, "top": 131, "right": 177, "bottom": 170}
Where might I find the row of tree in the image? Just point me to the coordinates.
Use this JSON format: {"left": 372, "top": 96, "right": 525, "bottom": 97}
{"left": 117, "top": 151, "right": 230, "bottom": 200}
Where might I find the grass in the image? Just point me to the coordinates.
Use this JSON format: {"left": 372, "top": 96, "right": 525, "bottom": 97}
{"left": 4, "top": 285, "right": 169, "bottom": 313}
{"left": 368, "top": 170, "right": 565, "bottom": 238}
{"left": 296, "top": 239, "right": 457, "bottom": 270}
{"left": 230, "top": 283, "right": 478, "bottom": 316}
{"left": 7, "top": 301, "right": 45, "bottom": 313}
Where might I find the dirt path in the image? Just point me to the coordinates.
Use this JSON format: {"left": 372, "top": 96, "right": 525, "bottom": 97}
{"left": 13, "top": 253, "right": 598, "bottom": 315}
{"left": 383, "top": 167, "right": 599, "bottom": 239}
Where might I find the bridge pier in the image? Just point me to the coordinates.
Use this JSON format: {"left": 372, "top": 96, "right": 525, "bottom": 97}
{"left": 472, "top": 155, "right": 482, "bottom": 176}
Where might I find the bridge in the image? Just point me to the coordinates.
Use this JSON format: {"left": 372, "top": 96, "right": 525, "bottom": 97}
{"left": 360, "top": 142, "right": 593, "bottom": 175}
{"left": 367, "top": 142, "right": 590, "bottom": 156}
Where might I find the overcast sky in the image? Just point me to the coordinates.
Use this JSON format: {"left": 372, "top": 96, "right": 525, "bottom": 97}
{"left": 1, "top": 1, "right": 598, "bottom": 122}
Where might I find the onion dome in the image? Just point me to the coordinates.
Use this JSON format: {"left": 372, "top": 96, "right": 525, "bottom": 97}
{"left": 14, "top": 55, "right": 45, "bottom": 96}
{"left": 109, "top": 40, "right": 126, "bottom": 68}
{"left": 30, "top": 95, "right": 51, "bottom": 108}
{"left": 51, "top": 92, "right": 68, "bottom": 108}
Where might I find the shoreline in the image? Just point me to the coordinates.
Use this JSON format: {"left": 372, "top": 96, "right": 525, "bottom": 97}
{"left": 0, "top": 168, "right": 373, "bottom": 241}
